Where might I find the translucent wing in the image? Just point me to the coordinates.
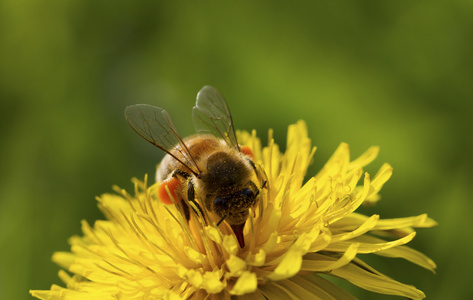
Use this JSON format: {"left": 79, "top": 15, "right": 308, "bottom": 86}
{"left": 192, "top": 86, "right": 239, "bottom": 150}
{"left": 125, "top": 104, "right": 200, "bottom": 176}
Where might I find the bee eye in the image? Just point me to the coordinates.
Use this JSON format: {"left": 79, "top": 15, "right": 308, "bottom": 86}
{"left": 240, "top": 188, "right": 255, "bottom": 198}
{"left": 213, "top": 195, "right": 229, "bottom": 210}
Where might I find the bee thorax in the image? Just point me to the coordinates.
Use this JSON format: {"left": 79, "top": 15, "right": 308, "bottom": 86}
{"left": 202, "top": 151, "right": 252, "bottom": 193}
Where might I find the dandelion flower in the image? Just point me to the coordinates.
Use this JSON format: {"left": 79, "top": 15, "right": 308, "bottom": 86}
{"left": 31, "top": 120, "right": 436, "bottom": 299}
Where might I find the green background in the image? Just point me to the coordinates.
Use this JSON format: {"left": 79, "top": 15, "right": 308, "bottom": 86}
{"left": 1, "top": 1, "right": 471, "bottom": 299}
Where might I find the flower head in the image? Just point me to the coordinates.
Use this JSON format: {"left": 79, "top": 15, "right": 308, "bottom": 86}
{"left": 31, "top": 121, "right": 436, "bottom": 299}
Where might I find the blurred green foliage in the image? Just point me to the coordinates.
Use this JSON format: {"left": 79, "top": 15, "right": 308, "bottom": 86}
{"left": 1, "top": 1, "right": 472, "bottom": 299}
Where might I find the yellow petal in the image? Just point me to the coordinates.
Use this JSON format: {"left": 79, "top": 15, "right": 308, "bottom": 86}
{"left": 279, "top": 274, "right": 358, "bottom": 300}
{"left": 52, "top": 252, "right": 76, "bottom": 270}
{"left": 349, "top": 146, "right": 380, "bottom": 170}
{"left": 332, "top": 259, "right": 426, "bottom": 299}
{"left": 376, "top": 245, "right": 437, "bottom": 272}
{"left": 252, "top": 249, "right": 266, "bottom": 266}
{"left": 301, "top": 243, "right": 359, "bottom": 272}
{"left": 374, "top": 214, "right": 437, "bottom": 230}
{"left": 227, "top": 255, "right": 247, "bottom": 275}
{"left": 330, "top": 214, "right": 379, "bottom": 243}
{"left": 266, "top": 248, "right": 303, "bottom": 281}
{"left": 231, "top": 271, "right": 258, "bottom": 295}
{"left": 287, "top": 274, "right": 358, "bottom": 300}
{"left": 183, "top": 246, "right": 207, "bottom": 264}
{"left": 201, "top": 271, "right": 225, "bottom": 294}
{"left": 326, "top": 232, "right": 416, "bottom": 253}
{"left": 365, "top": 163, "right": 393, "bottom": 204}
{"left": 205, "top": 226, "right": 222, "bottom": 244}
{"left": 262, "top": 231, "right": 278, "bottom": 253}
{"left": 222, "top": 235, "right": 238, "bottom": 255}
{"left": 266, "top": 232, "right": 314, "bottom": 281}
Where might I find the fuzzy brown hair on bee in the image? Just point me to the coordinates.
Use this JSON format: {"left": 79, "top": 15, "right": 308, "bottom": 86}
{"left": 125, "top": 86, "right": 266, "bottom": 248}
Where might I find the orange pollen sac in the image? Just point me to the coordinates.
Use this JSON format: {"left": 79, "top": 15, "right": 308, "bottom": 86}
{"left": 157, "top": 177, "right": 182, "bottom": 205}
{"left": 240, "top": 145, "right": 254, "bottom": 159}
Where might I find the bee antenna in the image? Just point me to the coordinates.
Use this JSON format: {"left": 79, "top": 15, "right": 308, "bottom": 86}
{"left": 217, "top": 215, "right": 227, "bottom": 226}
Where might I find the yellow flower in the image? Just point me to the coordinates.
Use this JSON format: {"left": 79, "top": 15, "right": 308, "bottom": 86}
{"left": 30, "top": 121, "right": 436, "bottom": 299}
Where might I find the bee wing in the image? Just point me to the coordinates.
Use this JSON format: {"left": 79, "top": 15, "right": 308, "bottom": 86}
{"left": 125, "top": 104, "right": 201, "bottom": 176}
{"left": 192, "top": 86, "right": 240, "bottom": 150}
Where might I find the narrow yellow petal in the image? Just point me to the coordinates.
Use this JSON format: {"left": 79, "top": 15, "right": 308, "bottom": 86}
{"left": 377, "top": 245, "right": 437, "bottom": 272}
{"left": 258, "top": 282, "right": 299, "bottom": 300}
{"left": 314, "top": 143, "right": 350, "bottom": 182}
{"left": 57, "top": 270, "right": 72, "bottom": 285}
{"left": 301, "top": 243, "right": 359, "bottom": 272}
{"left": 349, "top": 146, "right": 379, "bottom": 169}
{"left": 330, "top": 214, "right": 379, "bottom": 243}
{"left": 30, "top": 289, "right": 66, "bottom": 300}
{"left": 365, "top": 163, "right": 393, "bottom": 204}
{"left": 52, "top": 252, "right": 76, "bottom": 270}
{"left": 233, "top": 290, "right": 267, "bottom": 300}
{"left": 332, "top": 259, "right": 426, "bottom": 299}
{"left": 326, "top": 232, "right": 416, "bottom": 253}
{"left": 287, "top": 274, "right": 358, "bottom": 300}
{"left": 279, "top": 274, "right": 358, "bottom": 300}
{"left": 326, "top": 173, "right": 371, "bottom": 223}
{"left": 374, "top": 214, "right": 437, "bottom": 230}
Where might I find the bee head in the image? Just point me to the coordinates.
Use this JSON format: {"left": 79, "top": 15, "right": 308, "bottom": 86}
{"left": 212, "top": 187, "right": 256, "bottom": 225}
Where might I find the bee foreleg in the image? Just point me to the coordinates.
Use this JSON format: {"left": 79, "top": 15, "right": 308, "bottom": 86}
{"left": 187, "top": 179, "right": 195, "bottom": 203}
{"left": 187, "top": 180, "right": 207, "bottom": 224}
{"left": 179, "top": 200, "right": 191, "bottom": 221}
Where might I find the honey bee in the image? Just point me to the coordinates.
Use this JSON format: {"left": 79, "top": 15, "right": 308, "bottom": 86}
{"left": 125, "top": 86, "right": 266, "bottom": 248}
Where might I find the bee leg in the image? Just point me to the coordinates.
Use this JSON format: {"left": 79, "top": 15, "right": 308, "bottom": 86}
{"left": 246, "top": 158, "right": 269, "bottom": 191}
{"left": 246, "top": 157, "right": 256, "bottom": 171}
{"left": 253, "top": 180, "right": 267, "bottom": 197}
{"left": 187, "top": 180, "right": 207, "bottom": 224}
{"left": 179, "top": 201, "right": 191, "bottom": 222}
{"left": 187, "top": 179, "right": 195, "bottom": 202}
{"left": 167, "top": 170, "right": 205, "bottom": 223}
{"left": 167, "top": 169, "right": 191, "bottom": 221}
{"left": 171, "top": 169, "right": 190, "bottom": 179}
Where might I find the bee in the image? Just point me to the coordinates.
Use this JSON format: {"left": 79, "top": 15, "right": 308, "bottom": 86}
{"left": 125, "top": 86, "right": 266, "bottom": 248}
